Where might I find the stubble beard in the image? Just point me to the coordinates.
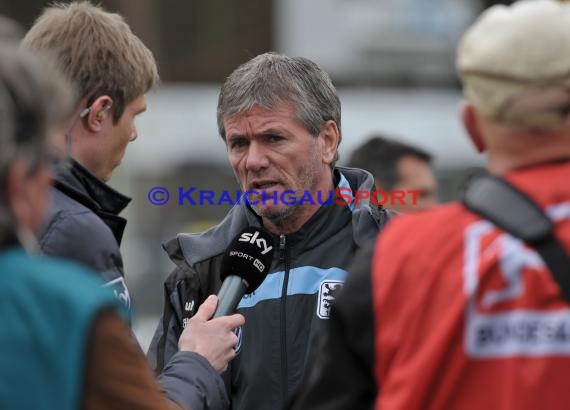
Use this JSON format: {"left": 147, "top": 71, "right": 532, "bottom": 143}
{"left": 251, "top": 148, "right": 322, "bottom": 230}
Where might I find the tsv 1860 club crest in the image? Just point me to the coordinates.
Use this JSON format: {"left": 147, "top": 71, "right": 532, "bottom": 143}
{"left": 317, "top": 280, "right": 344, "bottom": 319}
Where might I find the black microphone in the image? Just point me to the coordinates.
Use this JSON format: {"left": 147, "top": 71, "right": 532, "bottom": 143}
{"left": 213, "top": 226, "right": 275, "bottom": 318}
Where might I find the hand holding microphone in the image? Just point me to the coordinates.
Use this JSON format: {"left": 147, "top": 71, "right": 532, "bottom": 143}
{"left": 178, "top": 294, "right": 244, "bottom": 373}
{"left": 178, "top": 227, "right": 274, "bottom": 373}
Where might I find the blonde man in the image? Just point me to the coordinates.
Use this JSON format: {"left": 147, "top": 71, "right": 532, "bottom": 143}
{"left": 22, "top": 1, "right": 159, "bottom": 312}
{"left": 21, "top": 3, "right": 244, "bottom": 409}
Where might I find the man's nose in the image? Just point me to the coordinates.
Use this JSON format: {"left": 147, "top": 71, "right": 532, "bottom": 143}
{"left": 245, "top": 141, "right": 269, "bottom": 171}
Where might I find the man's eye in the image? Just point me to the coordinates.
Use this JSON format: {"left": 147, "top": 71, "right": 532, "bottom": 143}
{"left": 267, "top": 135, "right": 283, "bottom": 142}
{"left": 230, "top": 139, "right": 248, "bottom": 150}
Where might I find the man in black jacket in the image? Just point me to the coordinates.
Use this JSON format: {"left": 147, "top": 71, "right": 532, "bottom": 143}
{"left": 21, "top": 2, "right": 159, "bottom": 312}
{"left": 148, "top": 52, "right": 389, "bottom": 409}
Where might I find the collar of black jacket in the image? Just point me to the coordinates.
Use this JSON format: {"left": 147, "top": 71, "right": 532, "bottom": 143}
{"left": 54, "top": 159, "right": 131, "bottom": 216}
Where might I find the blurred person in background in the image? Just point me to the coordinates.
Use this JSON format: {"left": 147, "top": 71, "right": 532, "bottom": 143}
{"left": 347, "top": 134, "right": 439, "bottom": 213}
{"left": 0, "top": 15, "right": 24, "bottom": 42}
{"left": 292, "top": 0, "right": 570, "bottom": 409}
{"left": 0, "top": 43, "right": 243, "bottom": 410}
{"left": 148, "top": 52, "right": 390, "bottom": 410}
{"left": 21, "top": 1, "right": 159, "bottom": 313}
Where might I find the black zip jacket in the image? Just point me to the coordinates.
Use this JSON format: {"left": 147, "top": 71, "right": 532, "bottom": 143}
{"left": 289, "top": 241, "right": 378, "bottom": 410}
{"left": 148, "top": 167, "right": 390, "bottom": 410}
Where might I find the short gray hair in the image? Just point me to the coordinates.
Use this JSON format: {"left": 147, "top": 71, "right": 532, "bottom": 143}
{"left": 217, "top": 52, "right": 342, "bottom": 165}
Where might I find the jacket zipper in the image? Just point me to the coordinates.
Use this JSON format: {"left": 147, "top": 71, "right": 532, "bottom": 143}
{"left": 279, "top": 234, "right": 289, "bottom": 407}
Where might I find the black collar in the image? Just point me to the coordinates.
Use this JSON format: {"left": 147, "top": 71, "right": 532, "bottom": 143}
{"left": 54, "top": 159, "right": 131, "bottom": 215}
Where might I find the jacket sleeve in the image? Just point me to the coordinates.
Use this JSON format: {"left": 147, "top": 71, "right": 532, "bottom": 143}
{"left": 85, "top": 309, "right": 228, "bottom": 410}
{"left": 290, "top": 241, "right": 378, "bottom": 410}
{"left": 158, "top": 352, "right": 229, "bottom": 410}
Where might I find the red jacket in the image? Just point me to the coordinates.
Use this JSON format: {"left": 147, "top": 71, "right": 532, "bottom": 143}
{"left": 373, "top": 161, "right": 570, "bottom": 410}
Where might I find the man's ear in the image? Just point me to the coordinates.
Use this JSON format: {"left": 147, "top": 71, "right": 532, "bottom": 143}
{"left": 460, "top": 102, "right": 486, "bottom": 153}
{"left": 83, "top": 96, "right": 113, "bottom": 132}
{"left": 319, "top": 120, "right": 340, "bottom": 165}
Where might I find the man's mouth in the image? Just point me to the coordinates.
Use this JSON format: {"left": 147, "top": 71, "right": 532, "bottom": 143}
{"left": 250, "top": 181, "right": 280, "bottom": 190}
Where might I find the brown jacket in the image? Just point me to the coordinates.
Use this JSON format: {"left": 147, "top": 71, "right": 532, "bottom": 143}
{"left": 83, "top": 310, "right": 228, "bottom": 410}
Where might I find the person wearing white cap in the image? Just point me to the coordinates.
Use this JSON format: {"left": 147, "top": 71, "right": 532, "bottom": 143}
{"left": 290, "top": 1, "right": 570, "bottom": 409}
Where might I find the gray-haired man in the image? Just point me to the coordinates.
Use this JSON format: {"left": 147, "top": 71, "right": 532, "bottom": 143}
{"left": 148, "top": 52, "right": 389, "bottom": 409}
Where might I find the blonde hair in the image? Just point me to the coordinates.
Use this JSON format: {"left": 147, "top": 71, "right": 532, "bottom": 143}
{"left": 22, "top": 1, "right": 159, "bottom": 123}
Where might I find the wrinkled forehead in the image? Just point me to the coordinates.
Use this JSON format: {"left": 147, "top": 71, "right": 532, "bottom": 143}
{"left": 223, "top": 103, "right": 304, "bottom": 137}
{"left": 223, "top": 101, "right": 300, "bottom": 127}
